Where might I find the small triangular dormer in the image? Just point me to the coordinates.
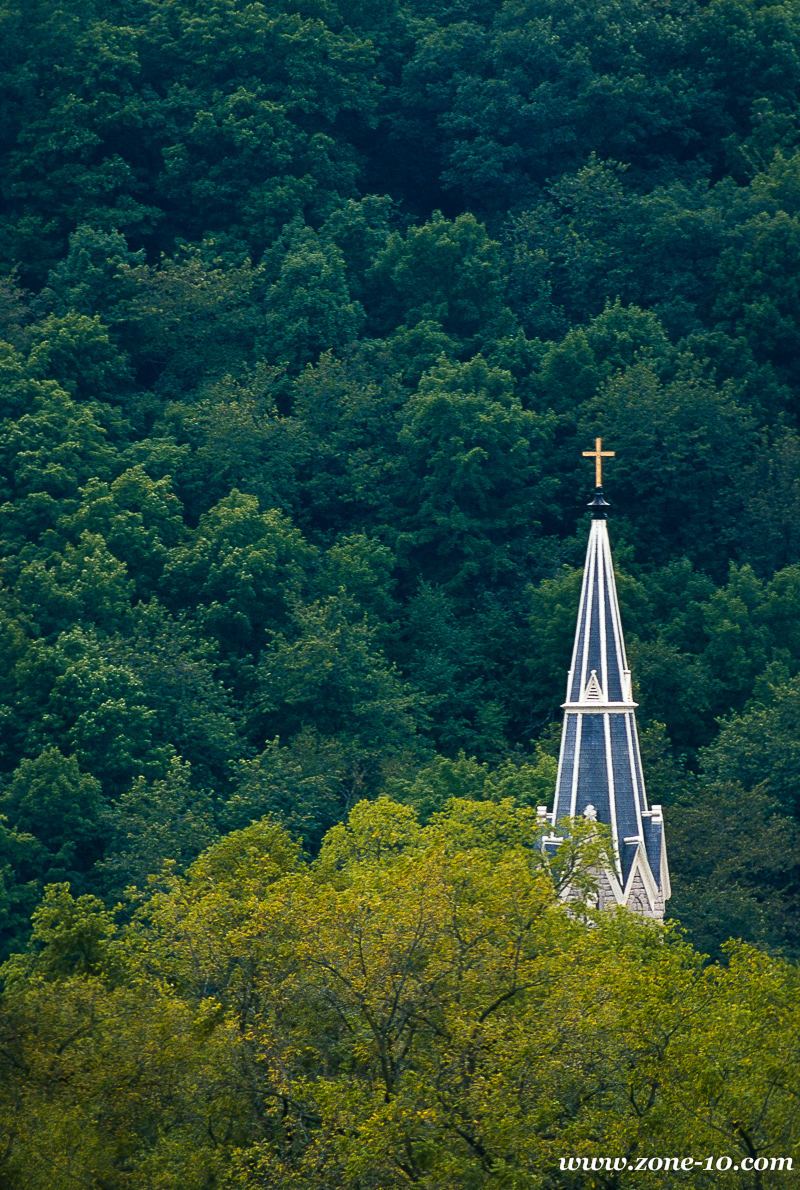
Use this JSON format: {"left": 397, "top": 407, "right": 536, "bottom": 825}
{"left": 582, "top": 670, "right": 603, "bottom": 702}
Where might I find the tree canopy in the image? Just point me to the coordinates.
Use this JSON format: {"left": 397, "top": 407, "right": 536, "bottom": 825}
{"left": 0, "top": 0, "right": 799, "bottom": 1181}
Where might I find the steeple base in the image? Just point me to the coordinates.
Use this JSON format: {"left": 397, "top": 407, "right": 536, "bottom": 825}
{"left": 594, "top": 867, "right": 665, "bottom": 920}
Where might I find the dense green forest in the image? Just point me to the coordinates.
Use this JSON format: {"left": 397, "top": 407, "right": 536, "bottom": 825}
{"left": 1, "top": 0, "right": 799, "bottom": 1185}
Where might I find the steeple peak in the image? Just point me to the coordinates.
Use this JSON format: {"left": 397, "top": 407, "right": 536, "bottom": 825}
{"left": 545, "top": 448, "right": 670, "bottom": 919}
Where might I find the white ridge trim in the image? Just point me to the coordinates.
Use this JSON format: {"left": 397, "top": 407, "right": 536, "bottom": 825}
{"left": 604, "top": 712, "right": 622, "bottom": 879}
{"left": 569, "top": 713, "right": 583, "bottom": 820}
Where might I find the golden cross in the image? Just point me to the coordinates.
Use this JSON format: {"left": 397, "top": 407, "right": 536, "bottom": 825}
{"left": 583, "top": 437, "right": 615, "bottom": 487}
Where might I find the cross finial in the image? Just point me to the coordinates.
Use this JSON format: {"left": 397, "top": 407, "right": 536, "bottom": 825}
{"left": 582, "top": 437, "right": 615, "bottom": 487}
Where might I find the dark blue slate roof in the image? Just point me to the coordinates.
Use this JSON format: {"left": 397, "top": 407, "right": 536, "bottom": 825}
{"left": 642, "top": 814, "right": 663, "bottom": 887}
{"left": 551, "top": 517, "right": 669, "bottom": 907}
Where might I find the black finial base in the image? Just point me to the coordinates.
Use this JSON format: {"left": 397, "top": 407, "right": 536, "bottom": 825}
{"left": 588, "top": 487, "right": 610, "bottom": 519}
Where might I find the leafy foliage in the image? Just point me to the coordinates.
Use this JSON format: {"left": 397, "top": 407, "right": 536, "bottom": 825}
{"left": 0, "top": 2, "right": 798, "bottom": 1176}
{"left": 0, "top": 805, "right": 797, "bottom": 1188}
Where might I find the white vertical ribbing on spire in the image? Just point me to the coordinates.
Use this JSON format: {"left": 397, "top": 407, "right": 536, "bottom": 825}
{"left": 625, "top": 713, "right": 646, "bottom": 840}
{"left": 579, "top": 526, "right": 597, "bottom": 699}
{"left": 552, "top": 498, "right": 669, "bottom": 917}
{"left": 599, "top": 518, "right": 628, "bottom": 693}
{"left": 568, "top": 713, "right": 582, "bottom": 819}
{"left": 603, "top": 712, "right": 623, "bottom": 879}
{"left": 598, "top": 537, "right": 608, "bottom": 699}
{"left": 629, "top": 714, "right": 649, "bottom": 813}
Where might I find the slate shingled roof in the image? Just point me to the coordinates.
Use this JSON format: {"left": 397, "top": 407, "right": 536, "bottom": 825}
{"left": 546, "top": 494, "right": 670, "bottom": 918}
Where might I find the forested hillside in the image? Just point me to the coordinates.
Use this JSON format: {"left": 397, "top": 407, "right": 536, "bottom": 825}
{"left": 0, "top": 1, "right": 799, "bottom": 1184}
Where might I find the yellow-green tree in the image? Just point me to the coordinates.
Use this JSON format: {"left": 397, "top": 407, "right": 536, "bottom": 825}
{"left": 1, "top": 800, "right": 797, "bottom": 1190}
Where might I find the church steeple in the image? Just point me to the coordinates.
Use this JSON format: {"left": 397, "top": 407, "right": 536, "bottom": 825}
{"left": 546, "top": 445, "right": 670, "bottom": 918}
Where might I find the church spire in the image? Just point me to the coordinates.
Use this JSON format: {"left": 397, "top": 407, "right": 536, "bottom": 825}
{"left": 546, "top": 443, "right": 670, "bottom": 918}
